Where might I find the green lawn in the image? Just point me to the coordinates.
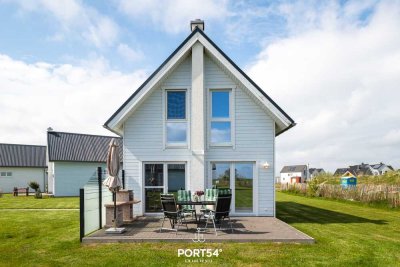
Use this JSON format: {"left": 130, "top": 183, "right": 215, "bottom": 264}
{"left": 0, "top": 192, "right": 399, "bottom": 266}
{"left": 0, "top": 194, "right": 79, "bottom": 209}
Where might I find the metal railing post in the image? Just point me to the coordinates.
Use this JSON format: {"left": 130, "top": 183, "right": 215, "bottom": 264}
{"left": 122, "top": 170, "right": 125, "bottom": 189}
{"left": 98, "top": 167, "right": 102, "bottom": 229}
{"left": 79, "top": 188, "right": 84, "bottom": 242}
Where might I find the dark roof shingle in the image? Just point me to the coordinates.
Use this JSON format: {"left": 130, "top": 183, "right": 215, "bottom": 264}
{"left": 47, "top": 131, "right": 122, "bottom": 162}
{"left": 0, "top": 143, "right": 47, "bottom": 167}
{"left": 280, "top": 165, "right": 307, "bottom": 173}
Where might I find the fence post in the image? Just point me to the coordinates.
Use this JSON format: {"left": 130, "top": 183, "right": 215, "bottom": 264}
{"left": 98, "top": 167, "right": 102, "bottom": 229}
{"left": 122, "top": 170, "right": 125, "bottom": 189}
{"left": 79, "top": 188, "right": 84, "bottom": 242}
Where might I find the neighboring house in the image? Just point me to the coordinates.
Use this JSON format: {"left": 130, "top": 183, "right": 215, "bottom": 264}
{"left": 349, "top": 163, "right": 378, "bottom": 176}
{"left": 370, "top": 163, "right": 394, "bottom": 175}
{"left": 280, "top": 165, "right": 308, "bottom": 184}
{"left": 335, "top": 163, "right": 387, "bottom": 176}
{"left": 103, "top": 20, "right": 295, "bottom": 216}
{"left": 47, "top": 130, "right": 122, "bottom": 196}
{"left": 0, "top": 143, "right": 47, "bottom": 193}
{"left": 334, "top": 168, "right": 349, "bottom": 176}
{"left": 308, "top": 168, "right": 325, "bottom": 178}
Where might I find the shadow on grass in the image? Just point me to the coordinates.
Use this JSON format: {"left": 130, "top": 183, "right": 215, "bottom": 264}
{"left": 277, "top": 201, "right": 387, "bottom": 225}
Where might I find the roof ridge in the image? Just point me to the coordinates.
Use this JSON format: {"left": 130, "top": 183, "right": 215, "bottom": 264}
{"left": 48, "top": 131, "right": 121, "bottom": 139}
{"left": 0, "top": 143, "right": 46, "bottom": 147}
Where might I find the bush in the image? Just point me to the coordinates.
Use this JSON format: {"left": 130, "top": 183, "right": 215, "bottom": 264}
{"left": 28, "top": 181, "right": 40, "bottom": 192}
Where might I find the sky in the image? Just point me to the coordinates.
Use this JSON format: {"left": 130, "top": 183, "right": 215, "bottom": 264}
{"left": 0, "top": 0, "right": 399, "bottom": 174}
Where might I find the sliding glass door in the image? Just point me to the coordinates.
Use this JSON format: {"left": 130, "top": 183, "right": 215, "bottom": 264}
{"left": 211, "top": 162, "right": 254, "bottom": 213}
{"left": 144, "top": 164, "right": 164, "bottom": 213}
{"left": 144, "top": 163, "right": 186, "bottom": 213}
{"left": 234, "top": 163, "right": 253, "bottom": 213}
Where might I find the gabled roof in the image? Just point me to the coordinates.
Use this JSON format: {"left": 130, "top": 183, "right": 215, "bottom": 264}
{"left": 0, "top": 143, "right": 47, "bottom": 168}
{"left": 342, "top": 171, "right": 356, "bottom": 178}
{"left": 280, "top": 165, "right": 307, "bottom": 173}
{"left": 104, "top": 27, "right": 295, "bottom": 136}
{"left": 47, "top": 131, "right": 122, "bottom": 163}
{"left": 334, "top": 168, "right": 349, "bottom": 176}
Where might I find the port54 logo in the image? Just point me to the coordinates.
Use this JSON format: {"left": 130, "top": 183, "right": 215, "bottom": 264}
{"left": 177, "top": 248, "right": 222, "bottom": 258}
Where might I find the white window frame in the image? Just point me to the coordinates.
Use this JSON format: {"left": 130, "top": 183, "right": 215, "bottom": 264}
{"left": 208, "top": 88, "right": 235, "bottom": 147}
{"left": 142, "top": 162, "right": 187, "bottom": 215}
{"left": 0, "top": 171, "right": 12, "bottom": 178}
{"left": 163, "top": 87, "right": 190, "bottom": 148}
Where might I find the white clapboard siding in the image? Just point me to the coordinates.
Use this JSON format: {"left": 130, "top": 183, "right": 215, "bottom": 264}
{"left": 205, "top": 55, "right": 275, "bottom": 216}
{"left": 0, "top": 167, "right": 46, "bottom": 193}
{"left": 123, "top": 56, "right": 192, "bottom": 215}
{"left": 123, "top": 53, "right": 275, "bottom": 216}
{"left": 53, "top": 162, "right": 106, "bottom": 196}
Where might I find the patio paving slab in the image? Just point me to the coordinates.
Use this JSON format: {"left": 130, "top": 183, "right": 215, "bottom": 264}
{"left": 82, "top": 217, "right": 314, "bottom": 244}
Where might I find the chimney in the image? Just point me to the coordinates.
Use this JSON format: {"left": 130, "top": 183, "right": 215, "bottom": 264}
{"left": 190, "top": 19, "right": 204, "bottom": 31}
{"left": 47, "top": 127, "right": 53, "bottom": 132}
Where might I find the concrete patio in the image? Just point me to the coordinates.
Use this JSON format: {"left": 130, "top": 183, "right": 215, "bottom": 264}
{"left": 82, "top": 216, "right": 314, "bottom": 244}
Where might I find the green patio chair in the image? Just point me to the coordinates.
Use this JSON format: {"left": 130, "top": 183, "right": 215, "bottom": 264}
{"left": 200, "top": 188, "right": 219, "bottom": 215}
{"left": 177, "top": 190, "right": 196, "bottom": 219}
{"left": 205, "top": 188, "right": 219, "bottom": 201}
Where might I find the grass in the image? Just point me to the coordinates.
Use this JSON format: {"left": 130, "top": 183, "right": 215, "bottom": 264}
{"left": 0, "top": 192, "right": 399, "bottom": 266}
{"left": 0, "top": 194, "right": 79, "bottom": 209}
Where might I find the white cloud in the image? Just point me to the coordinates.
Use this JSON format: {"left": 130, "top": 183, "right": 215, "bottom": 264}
{"left": 117, "top": 0, "right": 230, "bottom": 34}
{"left": 117, "top": 43, "right": 144, "bottom": 62}
{"left": 0, "top": 54, "right": 147, "bottom": 145}
{"left": 8, "top": 0, "right": 119, "bottom": 47}
{"left": 247, "top": 1, "right": 400, "bottom": 173}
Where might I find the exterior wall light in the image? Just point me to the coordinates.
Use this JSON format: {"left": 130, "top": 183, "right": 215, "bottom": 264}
{"left": 262, "top": 162, "right": 270, "bottom": 169}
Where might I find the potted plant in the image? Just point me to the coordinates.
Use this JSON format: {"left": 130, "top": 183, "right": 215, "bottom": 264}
{"left": 193, "top": 190, "right": 204, "bottom": 202}
{"left": 28, "top": 181, "right": 42, "bottom": 199}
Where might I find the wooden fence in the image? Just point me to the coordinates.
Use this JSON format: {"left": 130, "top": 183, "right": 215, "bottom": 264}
{"left": 280, "top": 183, "right": 400, "bottom": 208}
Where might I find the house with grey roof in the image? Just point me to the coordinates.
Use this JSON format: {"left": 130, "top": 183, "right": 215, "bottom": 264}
{"left": 334, "top": 162, "right": 393, "bottom": 177}
{"left": 47, "top": 130, "right": 122, "bottom": 196}
{"left": 334, "top": 168, "right": 349, "bottom": 176}
{"left": 370, "top": 163, "right": 394, "bottom": 175}
{"left": 0, "top": 143, "right": 47, "bottom": 193}
{"left": 308, "top": 168, "right": 325, "bottom": 178}
{"left": 103, "top": 20, "right": 295, "bottom": 216}
{"left": 280, "top": 165, "right": 308, "bottom": 183}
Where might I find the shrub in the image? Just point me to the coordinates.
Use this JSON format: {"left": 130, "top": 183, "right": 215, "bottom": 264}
{"left": 28, "top": 181, "right": 40, "bottom": 192}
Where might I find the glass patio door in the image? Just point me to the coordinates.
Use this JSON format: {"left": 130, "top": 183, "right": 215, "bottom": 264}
{"left": 211, "top": 162, "right": 254, "bottom": 213}
{"left": 144, "top": 163, "right": 186, "bottom": 213}
{"left": 144, "top": 164, "right": 164, "bottom": 213}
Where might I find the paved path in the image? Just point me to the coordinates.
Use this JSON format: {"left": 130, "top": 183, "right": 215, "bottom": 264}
{"left": 84, "top": 217, "right": 315, "bottom": 244}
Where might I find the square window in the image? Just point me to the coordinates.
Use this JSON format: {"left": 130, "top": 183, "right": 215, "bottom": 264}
{"left": 211, "top": 122, "right": 231, "bottom": 143}
{"left": 167, "top": 122, "right": 187, "bottom": 143}
{"left": 6, "top": 172, "right": 12, "bottom": 176}
{"left": 0, "top": 172, "right": 6, "bottom": 177}
{"left": 212, "top": 91, "right": 230, "bottom": 118}
{"left": 167, "top": 91, "right": 186, "bottom": 119}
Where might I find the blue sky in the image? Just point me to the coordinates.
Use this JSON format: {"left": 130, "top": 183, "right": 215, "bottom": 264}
{"left": 0, "top": 0, "right": 268, "bottom": 72}
{"left": 1, "top": 0, "right": 399, "bottom": 173}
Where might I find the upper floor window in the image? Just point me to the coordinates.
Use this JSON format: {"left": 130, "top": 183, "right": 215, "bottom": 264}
{"left": 166, "top": 90, "right": 187, "bottom": 146}
{"left": 210, "top": 90, "right": 232, "bottom": 145}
